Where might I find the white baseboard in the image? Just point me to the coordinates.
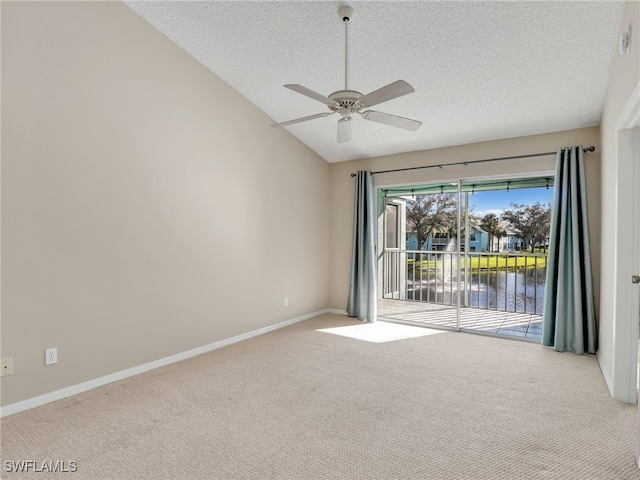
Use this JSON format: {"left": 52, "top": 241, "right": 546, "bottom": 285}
{"left": 0, "top": 309, "right": 332, "bottom": 417}
{"left": 327, "top": 308, "right": 348, "bottom": 316}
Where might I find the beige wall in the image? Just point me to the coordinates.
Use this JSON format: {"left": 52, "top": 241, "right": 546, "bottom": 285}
{"left": 597, "top": 0, "right": 640, "bottom": 396}
{"left": 1, "top": 2, "right": 330, "bottom": 406}
{"left": 330, "top": 127, "right": 601, "bottom": 312}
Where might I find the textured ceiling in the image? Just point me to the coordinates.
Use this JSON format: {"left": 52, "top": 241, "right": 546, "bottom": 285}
{"left": 125, "top": 1, "right": 625, "bottom": 163}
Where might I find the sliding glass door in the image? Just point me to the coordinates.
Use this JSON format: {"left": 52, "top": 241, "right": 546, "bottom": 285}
{"left": 378, "top": 176, "right": 553, "bottom": 341}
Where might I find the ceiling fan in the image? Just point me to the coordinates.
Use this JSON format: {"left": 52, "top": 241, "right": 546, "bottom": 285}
{"left": 271, "top": 6, "right": 422, "bottom": 143}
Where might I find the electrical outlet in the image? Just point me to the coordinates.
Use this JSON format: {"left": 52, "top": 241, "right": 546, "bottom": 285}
{"left": 45, "top": 348, "right": 57, "bottom": 366}
{"left": 284, "top": 297, "right": 289, "bottom": 307}
{"left": 1, "top": 358, "right": 13, "bottom": 376}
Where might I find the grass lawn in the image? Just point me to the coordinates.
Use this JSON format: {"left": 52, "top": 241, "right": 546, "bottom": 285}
{"left": 407, "top": 253, "right": 547, "bottom": 274}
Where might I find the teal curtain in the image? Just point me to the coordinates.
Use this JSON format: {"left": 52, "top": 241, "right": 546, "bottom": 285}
{"left": 347, "top": 171, "right": 377, "bottom": 322}
{"left": 542, "top": 146, "right": 597, "bottom": 354}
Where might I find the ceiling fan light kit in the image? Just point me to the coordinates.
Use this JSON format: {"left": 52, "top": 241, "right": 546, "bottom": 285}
{"left": 271, "top": 5, "right": 422, "bottom": 143}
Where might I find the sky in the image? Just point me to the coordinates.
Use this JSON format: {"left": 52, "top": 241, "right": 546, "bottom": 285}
{"left": 467, "top": 187, "right": 554, "bottom": 218}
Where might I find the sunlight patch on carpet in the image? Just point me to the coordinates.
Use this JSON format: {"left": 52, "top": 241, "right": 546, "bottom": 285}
{"left": 317, "top": 321, "right": 446, "bottom": 343}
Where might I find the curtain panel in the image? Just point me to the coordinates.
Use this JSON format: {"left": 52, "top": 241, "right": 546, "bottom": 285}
{"left": 542, "top": 146, "right": 597, "bottom": 354}
{"left": 347, "top": 171, "right": 377, "bottom": 322}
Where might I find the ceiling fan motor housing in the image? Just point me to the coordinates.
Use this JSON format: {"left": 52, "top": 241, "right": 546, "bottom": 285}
{"left": 328, "top": 90, "right": 363, "bottom": 116}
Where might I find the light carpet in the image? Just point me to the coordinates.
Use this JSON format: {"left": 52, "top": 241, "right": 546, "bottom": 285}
{"left": 1, "top": 314, "right": 638, "bottom": 479}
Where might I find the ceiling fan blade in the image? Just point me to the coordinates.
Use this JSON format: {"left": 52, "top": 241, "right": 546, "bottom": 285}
{"left": 284, "top": 84, "right": 339, "bottom": 107}
{"left": 362, "top": 110, "right": 422, "bottom": 131}
{"left": 271, "top": 112, "right": 334, "bottom": 128}
{"left": 337, "top": 117, "right": 352, "bottom": 143}
{"left": 357, "top": 80, "right": 415, "bottom": 108}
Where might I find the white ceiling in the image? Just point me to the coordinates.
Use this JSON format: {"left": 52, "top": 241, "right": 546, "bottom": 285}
{"left": 125, "top": 1, "right": 625, "bottom": 163}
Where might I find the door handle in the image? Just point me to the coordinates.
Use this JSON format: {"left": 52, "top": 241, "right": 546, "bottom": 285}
{"left": 633, "top": 275, "right": 640, "bottom": 284}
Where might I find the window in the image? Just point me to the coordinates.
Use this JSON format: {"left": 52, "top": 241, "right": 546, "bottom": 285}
{"left": 385, "top": 203, "right": 399, "bottom": 249}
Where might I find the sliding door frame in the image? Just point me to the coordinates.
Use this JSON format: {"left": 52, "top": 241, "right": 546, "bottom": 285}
{"left": 376, "top": 171, "right": 555, "bottom": 336}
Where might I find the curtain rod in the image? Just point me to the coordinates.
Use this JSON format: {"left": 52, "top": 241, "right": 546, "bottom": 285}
{"left": 349, "top": 145, "right": 596, "bottom": 177}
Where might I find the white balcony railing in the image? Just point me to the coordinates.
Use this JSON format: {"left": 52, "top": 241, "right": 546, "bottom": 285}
{"left": 382, "top": 250, "right": 547, "bottom": 315}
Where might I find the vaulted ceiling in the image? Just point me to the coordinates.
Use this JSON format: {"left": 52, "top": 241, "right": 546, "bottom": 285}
{"left": 126, "top": 1, "right": 625, "bottom": 163}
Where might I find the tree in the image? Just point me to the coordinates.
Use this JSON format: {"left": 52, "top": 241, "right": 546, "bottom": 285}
{"left": 494, "top": 226, "right": 507, "bottom": 252}
{"left": 480, "top": 213, "right": 500, "bottom": 252}
{"left": 501, "top": 202, "right": 552, "bottom": 252}
{"left": 406, "top": 194, "right": 457, "bottom": 250}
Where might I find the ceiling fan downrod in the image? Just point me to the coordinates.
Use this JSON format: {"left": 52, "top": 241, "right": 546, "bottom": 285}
{"left": 339, "top": 6, "right": 354, "bottom": 91}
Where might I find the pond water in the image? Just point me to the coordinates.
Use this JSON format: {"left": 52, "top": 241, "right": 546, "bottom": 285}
{"left": 407, "top": 267, "right": 547, "bottom": 314}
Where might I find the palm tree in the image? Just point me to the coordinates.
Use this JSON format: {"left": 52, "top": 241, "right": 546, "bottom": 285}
{"left": 494, "top": 226, "right": 507, "bottom": 252}
{"left": 480, "top": 213, "right": 500, "bottom": 252}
